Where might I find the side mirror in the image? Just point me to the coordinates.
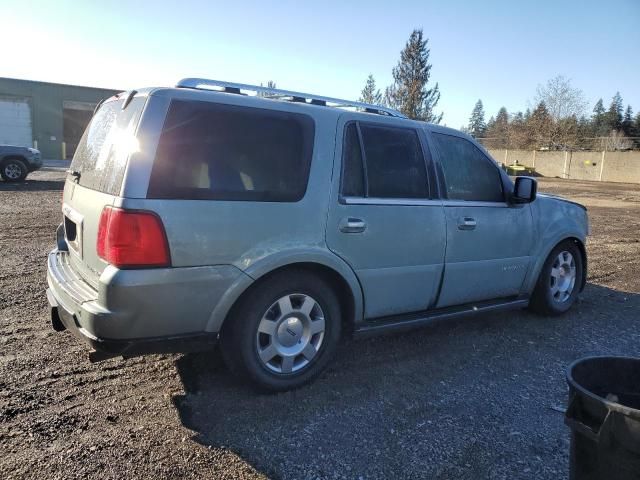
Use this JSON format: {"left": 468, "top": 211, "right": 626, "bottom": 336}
{"left": 512, "top": 176, "right": 537, "bottom": 204}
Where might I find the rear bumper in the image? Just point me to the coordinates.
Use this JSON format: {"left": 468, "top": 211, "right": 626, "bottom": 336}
{"left": 47, "top": 288, "right": 217, "bottom": 358}
{"left": 46, "top": 249, "right": 245, "bottom": 357}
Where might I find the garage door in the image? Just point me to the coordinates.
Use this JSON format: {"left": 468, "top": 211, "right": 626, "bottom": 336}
{"left": 0, "top": 97, "right": 33, "bottom": 147}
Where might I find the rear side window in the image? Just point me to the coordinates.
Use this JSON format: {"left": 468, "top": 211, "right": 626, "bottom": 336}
{"left": 147, "top": 100, "right": 314, "bottom": 202}
{"left": 70, "top": 96, "right": 146, "bottom": 195}
{"left": 341, "top": 123, "right": 365, "bottom": 197}
{"left": 432, "top": 133, "right": 504, "bottom": 202}
{"left": 341, "top": 122, "right": 428, "bottom": 199}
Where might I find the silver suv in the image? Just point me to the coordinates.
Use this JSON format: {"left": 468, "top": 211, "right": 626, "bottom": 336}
{"left": 47, "top": 79, "right": 589, "bottom": 391}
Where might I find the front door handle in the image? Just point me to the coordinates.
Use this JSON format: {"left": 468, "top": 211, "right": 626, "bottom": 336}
{"left": 340, "top": 217, "right": 367, "bottom": 233}
{"left": 458, "top": 217, "right": 477, "bottom": 230}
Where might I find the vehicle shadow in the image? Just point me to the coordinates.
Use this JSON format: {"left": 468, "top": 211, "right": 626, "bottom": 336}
{"left": 171, "top": 283, "right": 640, "bottom": 479}
{"left": 0, "top": 178, "right": 65, "bottom": 192}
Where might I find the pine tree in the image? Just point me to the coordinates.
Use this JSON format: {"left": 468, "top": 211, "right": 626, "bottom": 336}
{"left": 606, "top": 92, "right": 624, "bottom": 131}
{"left": 257, "top": 80, "right": 277, "bottom": 97}
{"left": 556, "top": 115, "right": 579, "bottom": 149}
{"left": 385, "top": 29, "right": 442, "bottom": 122}
{"left": 359, "top": 74, "right": 383, "bottom": 105}
{"left": 577, "top": 116, "right": 594, "bottom": 149}
{"left": 509, "top": 111, "right": 528, "bottom": 149}
{"left": 484, "top": 107, "right": 509, "bottom": 148}
{"left": 622, "top": 105, "right": 634, "bottom": 136}
{"left": 592, "top": 99, "right": 607, "bottom": 136}
{"left": 467, "top": 100, "right": 486, "bottom": 138}
{"left": 527, "top": 102, "right": 553, "bottom": 149}
{"left": 592, "top": 98, "right": 605, "bottom": 117}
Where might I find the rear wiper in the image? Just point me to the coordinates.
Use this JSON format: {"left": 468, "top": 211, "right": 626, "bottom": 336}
{"left": 67, "top": 169, "right": 81, "bottom": 182}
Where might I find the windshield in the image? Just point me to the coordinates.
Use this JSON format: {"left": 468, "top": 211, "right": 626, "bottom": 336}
{"left": 69, "top": 96, "right": 145, "bottom": 195}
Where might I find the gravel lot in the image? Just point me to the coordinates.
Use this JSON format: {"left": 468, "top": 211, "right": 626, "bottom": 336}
{"left": 1, "top": 169, "right": 639, "bottom": 479}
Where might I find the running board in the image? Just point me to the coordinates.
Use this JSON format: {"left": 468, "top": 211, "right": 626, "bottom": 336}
{"left": 354, "top": 298, "right": 529, "bottom": 338}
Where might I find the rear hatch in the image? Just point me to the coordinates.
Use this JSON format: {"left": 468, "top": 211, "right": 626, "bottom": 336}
{"left": 62, "top": 93, "right": 147, "bottom": 287}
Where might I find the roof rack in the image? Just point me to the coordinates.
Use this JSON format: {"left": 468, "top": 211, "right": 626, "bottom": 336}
{"left": 175, "top": 78, "right": 406, "bottom": 118}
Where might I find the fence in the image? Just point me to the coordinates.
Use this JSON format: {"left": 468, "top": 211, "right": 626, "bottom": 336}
{"left": 486, "top": 149, "right": 640, "bottom": 184}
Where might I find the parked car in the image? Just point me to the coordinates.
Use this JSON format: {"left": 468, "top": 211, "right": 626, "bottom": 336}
{"left": 46, "top": 79, "right": 589, "bottom": 391}
{"left": 0, "top": 145, "right": 42, "bottom": 182}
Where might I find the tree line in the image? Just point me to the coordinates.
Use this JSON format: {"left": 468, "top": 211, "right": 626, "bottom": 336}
{"left": 270, "top": 29, "right": 637, "bottom": 153}
{"left": 264, "top": 29, "right": 443, "bottom": 123}
{"left": 467, "top": 76, "right": 639, "bottom": 151}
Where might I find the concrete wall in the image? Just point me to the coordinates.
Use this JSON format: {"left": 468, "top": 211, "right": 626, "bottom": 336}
{"left": 0, "top": 77, "right": 120, "bottom": 158}
{"left": 601, "top": 151, "right": 640, "bottom": 183}
{"left": 487, "top": 148, "right": 640, "bottom": 184}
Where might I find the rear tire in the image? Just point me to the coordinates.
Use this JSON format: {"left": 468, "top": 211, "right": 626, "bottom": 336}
{"left": 1, "top": 158, "right": 28, "bottom": 182}
{"left": 220, "top": 269, "right": 341, "bottom": 392}
{"left": 529, "top": 240, "right": 583, "bottom": 316}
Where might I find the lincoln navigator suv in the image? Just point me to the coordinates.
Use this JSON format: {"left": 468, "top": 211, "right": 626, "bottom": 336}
{"left": 46, "top": 79, "right": 589, "bottom": 391}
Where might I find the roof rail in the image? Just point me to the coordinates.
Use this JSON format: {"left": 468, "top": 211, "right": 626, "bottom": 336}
{"left": 175, "top": 78, "right": 406, "bottom": 118}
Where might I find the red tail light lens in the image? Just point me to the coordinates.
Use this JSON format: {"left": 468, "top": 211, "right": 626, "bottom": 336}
{"left": 96, "top": 206, "right": 171, "bottom": 268}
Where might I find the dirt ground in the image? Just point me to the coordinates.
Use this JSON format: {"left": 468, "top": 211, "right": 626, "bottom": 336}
{"left": 1, "top": 169, "right": 639, "bottom": 479}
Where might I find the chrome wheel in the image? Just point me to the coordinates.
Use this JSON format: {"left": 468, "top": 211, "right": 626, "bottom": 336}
{"left": 4, "top": 163, "right": 22, "bottom": 180}
{"left": 256, "top": 293, "right": 325, "bottom": 374}
{"left": 550, "top": 251, "right": 576, "bottom": 303}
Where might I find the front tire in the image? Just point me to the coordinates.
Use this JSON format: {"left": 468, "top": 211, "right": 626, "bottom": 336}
{"left": 220, "top": 270, "right": 341, "bottom": 392}
{"left": 529, "top": 240, "right": 583, "bottom": 316}
{"left": 1, "top": 158, "right": 28, "bottom": 182}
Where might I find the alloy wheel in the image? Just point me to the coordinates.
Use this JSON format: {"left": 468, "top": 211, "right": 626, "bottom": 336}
{"left": 549, "top": 251, "right": 576, "bottom": 303}
{"left": 256, "top": 293, "right": 326, "bottom": 374}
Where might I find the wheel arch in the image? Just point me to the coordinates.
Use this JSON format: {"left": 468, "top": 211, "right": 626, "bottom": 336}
{"left": 525, "top": 235, "right": 587, "bottom": 295}
{"left": 1, "top": 155, "right": 28, "bottom": 166}
{"left": 206, "top": 252, "right": 364, "bottom": 334}
{"left": 0, "top": 156, "right": 29, "bottom": 181}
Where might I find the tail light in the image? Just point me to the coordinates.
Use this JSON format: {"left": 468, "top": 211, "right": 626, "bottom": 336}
{"left": 97, "top": 206, "right": 171, "bottom": 268}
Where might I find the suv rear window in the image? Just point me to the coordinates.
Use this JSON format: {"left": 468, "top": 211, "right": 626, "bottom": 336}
{"left": 147, "top": 100, "right": 315, "bottom": 202}
{"left": 70, "top": 96, "right": 146, "bottom": 195}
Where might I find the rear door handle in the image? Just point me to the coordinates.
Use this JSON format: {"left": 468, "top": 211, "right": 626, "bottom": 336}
{"left": 458, "top": 217, "right": 477, "bottom": 230}
{"left": 340, "top": 217, "right": 366, "bottom": 233}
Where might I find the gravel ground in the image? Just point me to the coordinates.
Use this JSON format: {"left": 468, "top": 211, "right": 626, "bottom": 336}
{"left": 1, "top": 169, "right": 639, "bottom": 479}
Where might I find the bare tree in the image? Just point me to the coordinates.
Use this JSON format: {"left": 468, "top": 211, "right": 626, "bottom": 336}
{"left": 533, "top": 76, "right": 587, "bottom": 148}
{"left": 603, "top": 130, "right": 633, "bottom": 151}
{"left": 533, "top": 76, "right": 587, "bottom": 121}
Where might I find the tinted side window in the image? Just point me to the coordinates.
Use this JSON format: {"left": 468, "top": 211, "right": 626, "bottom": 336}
{"left": 341, "top": 123, "right": 429, "bottom": 199}
{"left": 432, "top": 133, "right": 504, "bottom": 202}
{"left": 341, "top": 123, "right": 365, "bottom": 197}
{"left": 148, "top": 100, "right": 314, "bottom": 202}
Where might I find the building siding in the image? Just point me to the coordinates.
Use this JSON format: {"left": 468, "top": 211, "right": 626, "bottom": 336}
{"left": 0, "top": 77, "right": 121, "bottom": 158}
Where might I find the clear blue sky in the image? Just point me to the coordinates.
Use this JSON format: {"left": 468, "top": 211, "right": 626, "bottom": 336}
{"left": 2, "top": 0, "right": 638, "bottom": 128}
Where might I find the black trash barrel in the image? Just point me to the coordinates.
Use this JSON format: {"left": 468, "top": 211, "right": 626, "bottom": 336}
{"left": 565, "top": 356, "right": 640, "bottom": 480}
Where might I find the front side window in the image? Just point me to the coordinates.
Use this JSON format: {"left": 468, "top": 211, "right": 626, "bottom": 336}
{"left": 148, "top": 100, "right": 314, "bottom": 201}
{"left": 341, "top": 122, "right": 429, "bottom": 199}
{"left": 432, "top": 133, "right": 504, "bottom": 202}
